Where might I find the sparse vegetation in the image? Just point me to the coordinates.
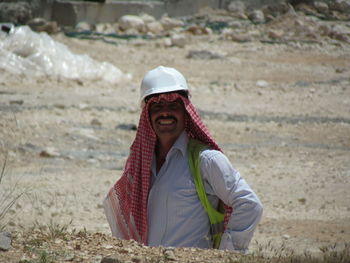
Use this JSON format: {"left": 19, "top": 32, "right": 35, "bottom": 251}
{"left": 0, "top": 153, "right": 26, "bottom": 231}
{"left": 31, "top": 219, "right": 73, "bottom": 240}
{"left": 2, "top": 227, "right": 349, "bottom": 263}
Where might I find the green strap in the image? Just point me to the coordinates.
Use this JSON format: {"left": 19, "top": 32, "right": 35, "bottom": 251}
{"left": 187, "top": 139, "right": 224, "bottom": 248}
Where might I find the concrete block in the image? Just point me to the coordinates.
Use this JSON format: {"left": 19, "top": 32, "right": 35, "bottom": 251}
{"left": 52, "top": 0, "right": 165, "bottom": 26}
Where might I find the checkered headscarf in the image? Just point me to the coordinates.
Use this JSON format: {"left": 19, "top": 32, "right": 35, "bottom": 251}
{"left": 104, "top": 92, "right": 232, "bottom": 244}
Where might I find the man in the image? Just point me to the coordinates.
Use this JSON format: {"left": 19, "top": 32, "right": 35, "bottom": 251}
{"left": 104, "top": 66, "right": 262, "bottom": 252}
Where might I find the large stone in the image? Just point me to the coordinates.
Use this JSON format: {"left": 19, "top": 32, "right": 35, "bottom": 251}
{"left": 118, "top": 15, "right": 145, "bottom": 32}
{"left": 76, "top": 21, "right": 91, "bottom": 32}
{"left": 139, "top": 13, "right": 156, "bottom": 24}
{"left": 0, "top": 232, "right": 11, "bottom": 251}
{"left": 329, "top": 0, "right": 350, "bottom": 13}
{"left": 262, "top": 3, "right": 293, "bottom": 18}
{"left": 329, "top": 25, "right": 350, "bottom": 42}
{"left": 27, "top": 17, "right": 58, "bottom": 34}
{"left": 268, "top": 29, "right": 285, "bottom": 39}
{"left": 185, "top": 25, "right": 211, "bottom": 35}
{"left": 313, "top": 1, "right": 329, "bottom": 13}
{"left": 95, "top": 23, "right": 115, "bottom": 34}
{"left": 222, "top": 29, "right": 253, "bottom": 42}
{"left": 160, "top": 16, "right": 184, "bottom": 31}
{"left": 0, "top": 2, "right": 32, "bottom": 24}
{"left": 146, "top": 21, "right": 164, "bottom": 35}
{"left": 170, "top": 34, "right": 187, "bottom": 48}
{"left": 248, "top": 10, "right": 265, "bottom": 24}
{"left": 187, "top": 50, "right": 224, "bottom": 60}
{"left": 101, "top": 257, "right": 123, "bottom": 263}
{"left": 227, "top": 1, "right": 246, "bottom": 14}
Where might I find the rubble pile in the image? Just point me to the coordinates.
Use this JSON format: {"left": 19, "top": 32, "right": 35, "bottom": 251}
{"left": 1, "top": 1, "right": 349, "bottom": 47}
{"left": 68, "top": 1, "right": 350, "bottom": 47}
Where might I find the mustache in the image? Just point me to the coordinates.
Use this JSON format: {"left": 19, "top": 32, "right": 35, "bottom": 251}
{"left": 155, "top": 116, "right": 177, "bottom": 122}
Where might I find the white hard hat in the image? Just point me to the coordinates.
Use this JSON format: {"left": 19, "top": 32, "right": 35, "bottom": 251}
{"left": 140, "top": 66, "right": 188, "bottom": 102}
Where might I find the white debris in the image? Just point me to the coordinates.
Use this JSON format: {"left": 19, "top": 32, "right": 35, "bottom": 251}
{"left": 0, "top": 26, "right": 131, "bottom": 83}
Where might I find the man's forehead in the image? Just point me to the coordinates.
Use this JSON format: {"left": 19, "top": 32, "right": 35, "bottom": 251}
{"left": 149, "top": 97, "right": 183, "bottom": 105}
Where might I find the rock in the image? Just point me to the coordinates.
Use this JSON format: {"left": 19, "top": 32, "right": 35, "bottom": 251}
{"left": 329, "top": 25, "right": 350, "bottom": 42}
{"left": 101, "top": 257, "right": 123, "bottom": 263}
{"left": 0, "top": 2, "right": 32, "bottom": 24}
{"left": 103, "top": 245, "right": 114, "bottom": 249}
{"left": 227, "top": 1, "right": 246, "bottom": 14}
{"left": 263, "top": 4, "right": 284, "bottom": 19}
{"left": 264, "top": 2, "right": 293, "bottom": 17}
{"left": 256, "top": 80, "right": 268, "bottom": 88}
{"left": 298, "top": 198, "right": 307, "bottom": 204}
{"left": 224, "top": 30, "right": 253, "bottom": 42}
{"left": 9, "top": 100, "right": 24, "bottom": 105}
{"left": 120, "top": 248, "right": 133, "bottom": 253}
{"left": 95, "top": 23, "right": 115, "bottom": 34}
{"left": 115, "top": 123, "right": 137, "bottom": 131}
{"left": 27, "top": 17, "right": 58, "bottom": 34}
{"left": 63, "top": 253, "right": 75, "bottom": 261}
{"left": 91, "top": 118, "right": 102, "bottom": 126}
{"left": 146, "top": 21, "right": 164, "bottom": 34}
{"left": 54, "top": 103, "right": 65, "bottom": 109}
{"left": 162, "top": 38, "right": 172, "bottom": 47}
{"left": 118, "top": 15, "right": 145, "bottom": 32}
{"left": 268, "top": 29, "right": 285, "bottom": 39}
{"left": 185, "top": 25, "right": 211, "bottom": 35}
{"left": 282, "top": 234, "right": 291, "bottom": 240}
{"left": 163, "top": 248, "right": 177, "bottom": 261}
{"left": 160, "top": 16, "right": 184, "bottom": 31}
{"left": 248, "top": 10, "right": 265, "bottom": 24}
{"left": 313, "top": 1, "right": 329, "bottom": 13}
{"left": 329, "top": 0, "right": 350, "bottom": 13}
{"left": 36, "top": 21, "right": 59, "bottom": 34}
{"left": 335, "top": 68, "right": 347, "bottom": 73}
{"left": 170, "top": 34, "right": 187, "bottom": 48}
{"left": 319, "top": 24, "right": 331, "bottom": 36}
{"left": 186, "top": 50, "right": 224, "bottom": 60}
{"left": 124, "top": 28, "right": 140, "bottom": 35}
{"left": 295, "top": 3, "right": 319, "bottom": 16}
{"left": 27, "top": 17, "right": 46, "bottom": 30}
{"left": 131, "top": 256, "right": 143, "bottom": 263}
{"left": 0, "top": 232, "right": 11, "bottom": 251}
{"left": 76, "top": 21, "right": 91, "bottom": 32}
{"left": 139, "top": 13, "right": 156, "bottom": 24}
{"left": 39, "top": 147, "right": 60, "bottom": 158}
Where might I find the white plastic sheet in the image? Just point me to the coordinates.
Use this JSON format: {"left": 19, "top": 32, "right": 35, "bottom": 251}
{"left": 0, "top": 25, "right": 131, "bottom": 83}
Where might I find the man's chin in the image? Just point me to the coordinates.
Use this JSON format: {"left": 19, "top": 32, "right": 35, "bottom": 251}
{"left": 155, "top": 129, "right": 182, "bottom": 139}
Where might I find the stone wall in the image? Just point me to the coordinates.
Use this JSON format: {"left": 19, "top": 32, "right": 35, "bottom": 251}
{"left": 1, "top": 0, "right": 339, "bottom": 27}
{"left": 50, "top": 0, "right": 221, "bottom": 26}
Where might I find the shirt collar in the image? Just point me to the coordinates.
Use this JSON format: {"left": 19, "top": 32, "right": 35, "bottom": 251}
{"left": 171, "top": 130, "right": 188, "bottom": 157}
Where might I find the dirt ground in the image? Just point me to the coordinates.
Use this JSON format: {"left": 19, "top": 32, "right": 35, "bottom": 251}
{"left": 1, "top": 10, "right": 350, "bottom": 262}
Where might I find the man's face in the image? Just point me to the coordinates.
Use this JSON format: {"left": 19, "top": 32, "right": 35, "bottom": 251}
{"left": 149, "top": 98, "right": 186, "bottom": 142}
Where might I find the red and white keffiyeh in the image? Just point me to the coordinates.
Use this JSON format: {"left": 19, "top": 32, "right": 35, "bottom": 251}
{"left": 104, "top": 92, "right": 232, "bottom": 245}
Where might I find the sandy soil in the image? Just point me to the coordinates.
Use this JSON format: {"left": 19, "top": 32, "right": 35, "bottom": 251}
{"left": 1, "top": 12, "right": 350, "bottom": 260}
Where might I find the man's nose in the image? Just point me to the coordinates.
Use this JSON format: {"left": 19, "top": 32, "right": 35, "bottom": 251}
{"left": 160, "top": 104, "right": 172, "bottom": 114}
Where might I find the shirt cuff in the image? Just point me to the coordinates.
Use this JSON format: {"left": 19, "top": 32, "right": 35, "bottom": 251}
{"left": 218, "top": 231, "right": 250, "bottom": 254}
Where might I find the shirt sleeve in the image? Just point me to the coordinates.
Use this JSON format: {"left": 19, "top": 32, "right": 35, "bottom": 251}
{"left": 200, "top": 150, "right": 263, "bottom": 252}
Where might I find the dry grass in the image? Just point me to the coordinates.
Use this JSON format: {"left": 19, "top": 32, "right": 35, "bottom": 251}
{"left": 0, "top": 152, "right": 26, "bottom": 231}
{"left": 2, "top": 222, "right": 349, "bottom": 263}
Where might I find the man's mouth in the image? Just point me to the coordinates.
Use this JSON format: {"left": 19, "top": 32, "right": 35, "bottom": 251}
{"left": 156, "top": 117, "right": 176, "bottom": 125}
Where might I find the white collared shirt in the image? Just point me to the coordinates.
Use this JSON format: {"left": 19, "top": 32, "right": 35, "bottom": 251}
{"left": 147, "top": 132, "right": 263, "bottom": 251}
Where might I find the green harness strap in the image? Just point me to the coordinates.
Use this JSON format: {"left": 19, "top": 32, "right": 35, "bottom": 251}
{"left": 187, "top": 139, "right": 225, "bottom": 249}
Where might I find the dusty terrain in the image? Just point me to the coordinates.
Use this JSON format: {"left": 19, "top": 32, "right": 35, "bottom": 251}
{"left": 1, "top": 8, "right": 350, "bottom": 262}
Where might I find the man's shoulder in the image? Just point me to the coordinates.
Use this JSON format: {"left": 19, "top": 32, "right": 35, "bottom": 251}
{"left": 199, "top": 148, "right": 225, "bottom": 162}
